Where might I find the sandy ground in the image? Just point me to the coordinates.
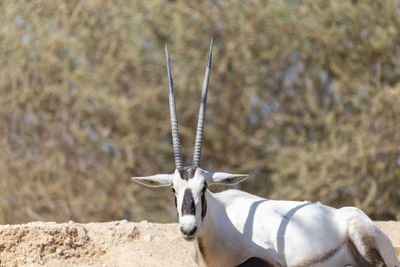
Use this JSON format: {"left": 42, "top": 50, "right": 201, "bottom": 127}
{"left": 0, "top": 221, "right": 398, "bottom": 267}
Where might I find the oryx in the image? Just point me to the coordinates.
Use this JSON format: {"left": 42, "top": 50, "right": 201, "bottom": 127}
{"left": 132, "top": 39, "right": 400, "bottom": 267}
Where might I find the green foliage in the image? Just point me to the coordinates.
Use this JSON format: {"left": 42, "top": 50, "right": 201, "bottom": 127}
{"left": 0, "top": 0, "right": 399, "bottom": 223}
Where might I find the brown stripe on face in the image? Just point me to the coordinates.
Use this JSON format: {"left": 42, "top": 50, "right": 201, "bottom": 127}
{"left": 178, "top": 167, "right": 197, "bottom": 180}
{"left": 181, "top": 188, "right": 195, "bottom": 215}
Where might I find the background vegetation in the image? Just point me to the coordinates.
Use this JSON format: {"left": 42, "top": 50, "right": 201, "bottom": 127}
{"left": 0, "top": 0, "right": 399, "bottom": 223}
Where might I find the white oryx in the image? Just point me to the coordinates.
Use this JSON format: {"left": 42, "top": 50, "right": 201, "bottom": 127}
{"left": 132, "top": 39, "right": 400, "bottom": 267}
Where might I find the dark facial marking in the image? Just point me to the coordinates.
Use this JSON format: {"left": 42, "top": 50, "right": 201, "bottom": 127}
{"left": 171, "top": 187, "right": 178, "bottom": 217}
{"left": 173, "top": 194, "right": 177, "bottom": 207}
{"left": 201, "top": 184, "right": 207, "bottom": 220}
{"left": 181, "top": 188, "right": 195, "bottom": 215}
{"left": 178, "top": 167, "right": 197, "bottom": 180}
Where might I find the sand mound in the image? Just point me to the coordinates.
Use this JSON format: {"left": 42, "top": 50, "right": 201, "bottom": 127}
{"left": 0, "top": 221, "right": 398, "bottom": 266}
{"left": 0, "top": 221, "right": 102, "bottom": 266}
{"left": 0, "top": 220, "right": 194, "bottom": 267}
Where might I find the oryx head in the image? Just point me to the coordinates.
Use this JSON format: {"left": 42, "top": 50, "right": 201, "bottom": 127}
{"left": 132, "top": 39, "right": 249, "bottom": 241}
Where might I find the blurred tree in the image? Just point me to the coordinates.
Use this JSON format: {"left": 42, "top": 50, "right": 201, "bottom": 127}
{"left": 0, "top": 0, "right": 399, "bottom": 223}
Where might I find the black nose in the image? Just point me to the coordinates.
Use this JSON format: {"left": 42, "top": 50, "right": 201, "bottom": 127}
{"left": 180, "top": 226, "right": 197, "bottom": 236}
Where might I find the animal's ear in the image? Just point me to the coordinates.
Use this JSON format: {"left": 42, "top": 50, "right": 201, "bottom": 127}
{"left": 131, "top": 174, "right": 173, "bottom": 188}
{"left": 202, "top": 170, "right": 249, "bottom": 185}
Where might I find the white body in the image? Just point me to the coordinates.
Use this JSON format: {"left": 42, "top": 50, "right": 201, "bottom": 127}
{"left": 194, "top": 189, "right": 399, "bottom": 267}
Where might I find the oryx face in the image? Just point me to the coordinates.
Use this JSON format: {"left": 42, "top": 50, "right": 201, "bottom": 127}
{"left": 171, "top": 167, "right": 207, "bottom": 240}
{"left": 131, "top": 39, "right": 249, "bottom": 241}
{"left": 132, "top": 166, "right": 247, "bottom": 240}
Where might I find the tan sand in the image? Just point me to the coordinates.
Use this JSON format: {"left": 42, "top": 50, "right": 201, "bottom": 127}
{"left": 0, "top": 220, "right": 398, "bottom": 267}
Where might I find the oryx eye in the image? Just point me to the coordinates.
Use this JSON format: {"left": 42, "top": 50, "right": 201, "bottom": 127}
{"left": 171, "top": 187, "right": 176, "bottom": 194}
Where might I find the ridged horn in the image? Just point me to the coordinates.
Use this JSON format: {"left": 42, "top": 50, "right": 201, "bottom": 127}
{"left": 193, "top": 38, "right": 213, "bottom": 168}
{"left": 165, "top": 44, "right": 184, "bottom": 169}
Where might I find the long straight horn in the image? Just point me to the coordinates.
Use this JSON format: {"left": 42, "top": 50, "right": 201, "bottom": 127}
{"left": 193, "top": 38, "right": 213, "bottom": 168}
{"left": 165, "top": 44, "right": 184, "bottom": 169}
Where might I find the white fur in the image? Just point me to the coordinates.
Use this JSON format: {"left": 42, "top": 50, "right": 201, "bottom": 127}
{"left": 180, "top": 215, "right": 197, "bottom": 234}
{"left": 194, "top": 189, "right": 399, "bottom": 267}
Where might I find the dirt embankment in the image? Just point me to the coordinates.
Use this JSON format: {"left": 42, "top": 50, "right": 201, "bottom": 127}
{"left": 0, "top": 221, "right": 398, "bottom": 267}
